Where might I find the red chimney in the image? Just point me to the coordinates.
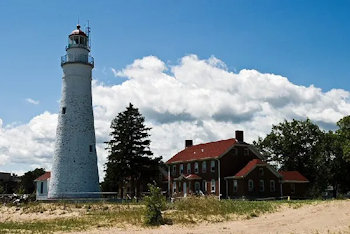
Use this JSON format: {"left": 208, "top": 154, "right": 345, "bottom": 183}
{"left": 235, "top": 130, "right": 244, "bottom": 142}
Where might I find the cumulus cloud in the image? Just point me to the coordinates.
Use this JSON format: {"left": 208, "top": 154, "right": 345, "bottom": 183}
{"left": 1, "top": 54, "right": 350, "bottom": 180}
{"left": 25, "top": 98, "right": 40, "bottom": 105}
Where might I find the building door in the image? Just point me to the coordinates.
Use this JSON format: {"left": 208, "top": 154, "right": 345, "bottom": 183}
{"left": 183, "top": 182, "right": 187, "bottom": 197}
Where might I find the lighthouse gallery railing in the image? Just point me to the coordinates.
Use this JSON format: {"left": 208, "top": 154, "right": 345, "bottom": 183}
{"left": 61, "top": 54, "right": 94, "bottom": 68}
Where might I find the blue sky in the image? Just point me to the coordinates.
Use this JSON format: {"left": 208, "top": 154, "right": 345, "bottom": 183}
{"left": 1, "top": 0, "right": 350, "bottom": 125}
{"left": 1, "top": 1, "right": 350, "bottom": 175}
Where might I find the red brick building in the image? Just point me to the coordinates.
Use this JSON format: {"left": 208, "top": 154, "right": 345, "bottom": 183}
{"left": 165, "top": 131, "right": 309, "bottom": 199}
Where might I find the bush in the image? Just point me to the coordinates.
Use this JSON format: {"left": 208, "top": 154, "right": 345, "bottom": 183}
{"left": 143, "top": 183, "right": 166, "bottom": 225}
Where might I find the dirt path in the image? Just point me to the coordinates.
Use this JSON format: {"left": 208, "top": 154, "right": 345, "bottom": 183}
{"left": 69, "top": 200, "right": 350, "bottom": 234}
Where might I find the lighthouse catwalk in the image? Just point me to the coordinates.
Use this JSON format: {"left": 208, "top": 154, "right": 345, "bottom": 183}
{"left": 48, "top": 24, "right": 100, "bottom": 198}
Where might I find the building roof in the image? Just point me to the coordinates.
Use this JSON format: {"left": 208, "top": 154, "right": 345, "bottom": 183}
{"left": 279, "top": 171, "right": 309, "bottom": 182}
{"left": 166, "top": 138, "right": 238, "bottom": 164}
{"left": 174, "top": 173, "right": 202, "bottom": 181}
{"left": 34, "top": 172, "right": 51, "bottom": 181}
{"left": 70, "top": 25, "right": 87, "bottom": 37}
{"left": 234, "top": 159, "right": 266, "bottom": 177}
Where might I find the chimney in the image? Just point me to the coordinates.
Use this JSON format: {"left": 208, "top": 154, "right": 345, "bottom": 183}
{"left": 235, "top": 130, "right": 244, "bottom": 142}
{"left": 185, "top": 140, "right": 193, "bottom": 148}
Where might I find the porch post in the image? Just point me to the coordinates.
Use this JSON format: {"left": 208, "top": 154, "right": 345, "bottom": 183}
{"left": 168, "top": 165, "right": 171, "bottom": 198}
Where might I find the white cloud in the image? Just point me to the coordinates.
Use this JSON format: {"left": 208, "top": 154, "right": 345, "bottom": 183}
{"left": 25, "top": 98, "right": 40, "bottom": 105}
{"left": 1, "top": 54, "right": 350, "bottom": 181}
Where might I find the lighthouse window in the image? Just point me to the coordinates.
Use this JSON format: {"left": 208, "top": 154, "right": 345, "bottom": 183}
{"left": 62, "top": 107, "right": 66, "bottom": 114}
{"left": 89, "top": 145, "right": 93, "bottom": 152}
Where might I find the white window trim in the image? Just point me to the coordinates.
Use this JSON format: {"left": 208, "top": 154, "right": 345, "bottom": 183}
{"left": 233, "top": 180, "right": 238, "bottom": 192}
{"left": 173, "top": 182, "right": 176, "bottom": 193}
{"left": 211, "top": 179, "right": 216, "bottom": 193}
{"left": 195, "top": 182, "right": 200, "bottom": 191}
{"left": 202, "top": 161, "right": 207, "bottom": 173}
{"left": 260, "top": 180, "right": 265, "bottom": 192}
{"left": 270, "top": 180, "right": 275, "bottom": 192}
{"left": 194, "top": 162, "right": 199, "bottom": 174}
{"left": 187, "top": 163, "right": 191, "bottom": 174}
{"left": 203, "top": 180, "right": 207, "bottom": 192}
{"left": 248, "top": 179, "right": 254, "bottom": 191}
{"left": 211, "top": 160, "right": 215, "bottom": 172}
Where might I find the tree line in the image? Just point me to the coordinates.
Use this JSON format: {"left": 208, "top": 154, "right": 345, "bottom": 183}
{"left": 253, "top": 116, "right": 350, "bottom": 197}
{"left": 4, "top": 103, "right": 349, "bottom": 198}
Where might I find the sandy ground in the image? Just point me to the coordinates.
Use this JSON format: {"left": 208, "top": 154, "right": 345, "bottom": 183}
{"left": 68, "top": 200, "right": 350, "bottom": 234}
{"left": 1, "top": 200, "right": 350, "bottom": 234}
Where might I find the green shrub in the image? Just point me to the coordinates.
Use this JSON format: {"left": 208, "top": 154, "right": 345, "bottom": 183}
{"left": 143, "top": 183, "right": 166, "bottom": 225}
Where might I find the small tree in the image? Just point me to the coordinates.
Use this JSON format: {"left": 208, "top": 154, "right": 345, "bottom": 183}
{"left": 144, "top": 183, "right": 166, "bottom": 225}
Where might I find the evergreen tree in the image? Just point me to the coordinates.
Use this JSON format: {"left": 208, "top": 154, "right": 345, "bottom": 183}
{"left": 102, "top": 103, "right": 161, "bottom": 197}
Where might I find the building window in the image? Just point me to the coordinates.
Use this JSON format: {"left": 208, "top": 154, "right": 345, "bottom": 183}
{"left": 173, "top": 182, "right": 176, "bottom": 193}
{"left": 203, "top": 180, "right": 207, "bottom": 192}
{"left": 211, "top": 160, "right": 215, "bottom": 172}
{"left": 291, "top": 183, "right": 295, "bottom": 194}
{"left": 270, "top": 180, "right": 275, "bottom": 192}
{"left": 62, "top": 107, "right": 66, "bottom": 114}
{"left": 233, "top": 180, "right": 238, "bottom": 192}
{"left": 232, "top": 148, "right": 237, "bottom": 155}
{"left": 211, "top": 179, "right": 216, "bottom": 193}
{"left": 159, "top": 173, "right": 163, "bottom": 181}
{"left": 89, "top": 145, "right": 93, "bottom": 152}
{"left": 195, "top": 182, "right": 200, "bottom": 192}
{"left": 194, "top": 162, "right": 199, "bottom": 174}
{"left": 187, "top": 163, "right": 191, "bottom": 174}
{"left": 248, "top": 179, "right": 254, "bottom": 191}
{"left": 260, "top": 180, "right": 265, "bottom": 192}
{"left": 172, "top": 165, "right": 176, "bottom": 175}
{"left": 244, "top": 148, "right": 249, "bottom": 155}
{"left": 40, "top": 182, "right": 44, "bottom": 194}
{"left": 180, "top": 164, "right": 184, "bottom": 174}
{"left": 259, "top": 168, "right": 264, "bottom": 176}
{"left": 202, "top": 161, "right": 207, "bottom": 173}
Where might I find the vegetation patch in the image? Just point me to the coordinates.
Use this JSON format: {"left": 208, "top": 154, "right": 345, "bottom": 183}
{"left": 0, "top": 198, "right": 322, "bottom": 233}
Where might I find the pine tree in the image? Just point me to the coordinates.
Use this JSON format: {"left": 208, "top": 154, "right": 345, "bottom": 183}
{"left": 102, "top": 103, "right": 161, "bottom": 197}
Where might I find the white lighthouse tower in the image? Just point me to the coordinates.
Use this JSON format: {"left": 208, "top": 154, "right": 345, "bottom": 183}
{"left": 48, "top": 24, "right": 100, "bottom": 198}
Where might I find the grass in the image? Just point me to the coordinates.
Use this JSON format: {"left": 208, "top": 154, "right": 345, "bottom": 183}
{"left": 0, "top": 197, "right": 326, "bottom": 233}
